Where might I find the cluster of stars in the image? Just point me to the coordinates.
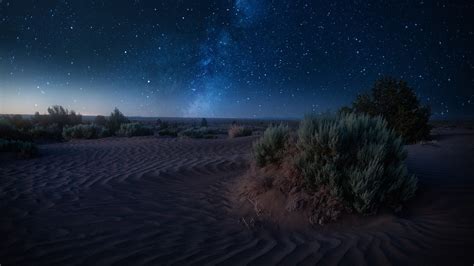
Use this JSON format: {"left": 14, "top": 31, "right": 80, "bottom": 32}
{"left": 0, "top": 0, "right": 472, "bottom": 118}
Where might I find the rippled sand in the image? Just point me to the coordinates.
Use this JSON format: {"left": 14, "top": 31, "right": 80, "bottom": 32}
{"left": 1, "top": 129, "right": 473, "bottom": 265}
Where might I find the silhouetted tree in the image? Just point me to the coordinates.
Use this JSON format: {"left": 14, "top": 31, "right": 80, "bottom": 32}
{"left": 200, "top": 118, "right": 208, "bottom": 127}
{"left": 47, "top": 105, "right": 82, "bottom": 129}
{"left": 341, "top": 77, "right": 431, "bottom": 143}
{"left": 106, "top": 108, "right": 129, "bottom": 134}
{"left": 94, "top": 115, "right": 107, "bottom": 126}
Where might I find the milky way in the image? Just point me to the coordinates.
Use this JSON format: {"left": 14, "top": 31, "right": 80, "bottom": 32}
{"left": 0, "top": 0, "right": 473, "bottom": 118}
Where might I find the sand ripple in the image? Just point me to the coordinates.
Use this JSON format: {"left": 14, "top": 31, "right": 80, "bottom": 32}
{"left": 1, "top": 132, "right": 473, "bottom": 265}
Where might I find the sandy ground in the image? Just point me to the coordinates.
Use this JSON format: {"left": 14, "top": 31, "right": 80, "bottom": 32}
{"left": 1, "top": 129, "right": 473, "bottom": 265}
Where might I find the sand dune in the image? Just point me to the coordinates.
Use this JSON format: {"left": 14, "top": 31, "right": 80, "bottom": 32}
{"left": 1, "top": 129, "right": 473, "bottom": 265}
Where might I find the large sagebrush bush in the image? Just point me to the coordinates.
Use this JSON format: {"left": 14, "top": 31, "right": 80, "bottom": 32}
{"left": 296, "top": 113, "right": 417, "bottom": 213}
{"left": 252, "top": 124, "right": 289, "bottom": 167}
{"left": 228, "top": 125, "right": 252, "bottom": 138}
{"left": 62, "top": 124, "right": 109, "bottom": 139}
{"left": 342, "top": 77, "right": 431, "bottom": 143}
{"left": 0, "top": 139, "right": 38, "bottom": 158}
{"left": 116, "top": 123, "right": 153, "bottom": 137}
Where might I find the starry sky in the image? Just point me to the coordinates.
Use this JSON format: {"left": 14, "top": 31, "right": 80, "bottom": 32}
{"left": 0, "top": 0, "right": 473, "bottom": 119}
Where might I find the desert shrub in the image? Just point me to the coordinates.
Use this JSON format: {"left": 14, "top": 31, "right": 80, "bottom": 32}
{"left": 158, "top": 121, "right": 169, "bottom": 130}
{"left": 159, "top": 128, "right": 178, "bottom": 137}
{"left": 296, "top": 113, "right": 417, "bottom": 214}
{"left": 342, "top": 77, "right": 431, "bottom": 143}
{"left": 1, "top": 115, "right": 32, "bottom": 130}
{"left": 94, "top": 115, "right": 107, "bottom": 126}
{"left": 252, "top": 124, "right": 289, "bottom": 167}
{"left": 178, "top": 127, "right": 217, "bottom": 139}
{"left": 228, "top": 125, "right": 252, "bottom": 138}
{"left": 0, "top": 119, "right": 20, "bottom": 140}
{"left": 62, "top": 124, "right": 108, "bottom": 139}
{"left": 47, "top": 105, "right": 82, "bottom": 129}
{"left": 201, "top": 118, "right": 208, "bottom": 127}
{"left": 0, "top": 139, "right": 38, "bottom": 158}
{"left": 28, "top": 124, "right": 63, "bottom": 140}
{"left": 116, "top": 122, "right": 153, "bottom": 137}
{"left": 107, "top": 108, "right": 130, "bottom": 134}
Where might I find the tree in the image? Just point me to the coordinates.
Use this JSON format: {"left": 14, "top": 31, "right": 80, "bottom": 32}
{"left": 94, "top": 115, "right": 107, "bottom": 126}
{"left": 106, "top": 108, "right": 129, "bottom": 134}
{"left": 47, "top": 105, "right": 82, "bottom": 129}
{"left": 342, "top": 77, "right": 431, "bottom": 143}
{"left": 200, "top": 118, "right": 208, "bottom": 127}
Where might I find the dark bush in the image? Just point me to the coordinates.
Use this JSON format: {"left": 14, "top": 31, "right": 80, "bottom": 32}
{"left": 62, "top": 124, "right": 109, "bottom": 139}
{"left": 0, "top": 119, "right": 20, "bottom": 140}
{"left": 158, "top": 128, "right": 179, "bottom": 137}
{"left": 252, "top": 124, "right": 289, "bottom": 167}
{"left": 1, "top": 115, "right": 32, "bottom": 130}
{"left": 94, "top": 115, "right": 107, "bottom": 126}
{"left": 28, "top": 124, "right": 63, "bottom": 140}
{"left": 106, "top": 108, "right": 130, "bottom": 134}
{"left": 158, "top": 120, "right": 169, "bottom": 130}
{"left": 342, "top": 77, "right": 431, "bottom": 143}
{"left": 47, "top": 105, "right": 82, "bottom": 129}
{"left": 228, "top": 125, "right": 252, "bottom": 138}
{"left": 0, "top": 139, "right": 38, "bottom": 158}
{"left": 116, "top": 123, "right": 153, "bottom": 137}
{"left": 201, "top": 118, "right": 208, "bottom": 127}
{"left": 296, "top": 113, "right": 417, "bottom": 214}
{"left": 178, "top": 127, "right": 217, "bottom": 139}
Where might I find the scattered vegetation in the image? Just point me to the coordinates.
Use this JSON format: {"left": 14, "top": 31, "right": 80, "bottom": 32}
{"left": 45, "top": 105, "right": 82, "bottom": 129}
{"left": 116, "top": 122, "right": 154, "bottom": 137}
{"left": 244, "top": 113, "right": 417, "bottom": 225}
{"left": 158, "top": 128, "right": 179, "bottom": 137}
{"left": 228, "top": 124, "right": 252, "bottom": 138}
{"left": 0, "top": 118, "right": 25, "bottom": 140}
{"left": 0, "top": 139, "right": 38, "bottom": 158}
{"left": 178, "top": 127, "right": 217, "bottom": 139}
{"left": 201, "top": 118, "right": 208, "bottom": 127}
{"left": 62, "top": 124, "right": 109, "bottom": 139}
{"left": 106, "top": 108, "right": 130, "bottom": 134}
{"left": 1, "top": 114, "right": 32, "bottom": 131}
{"left": 29, "top": 124, "right": 63, "bottom": 140}
{"left": 252, "top": 124, "right": 289, "bottom": 167}
{"left": 341, "top": 77, "right": 431, "bottom": 143}
{"left": 94, "top": 115, "right": 107, "bottom": 126}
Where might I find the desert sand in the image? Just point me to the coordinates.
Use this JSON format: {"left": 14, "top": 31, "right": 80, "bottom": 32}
{"left": 1, "top": 128, "right": 473, "bottom": 265}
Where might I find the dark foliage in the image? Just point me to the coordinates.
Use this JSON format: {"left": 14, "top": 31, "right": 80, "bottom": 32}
{"left": 47, "top": 105, "right": 82, "bottom": 129}
{"left": 296, "top": 113, "right": 417, "bottom": 213}
{"left": 158, "top": 128, "right": 179, "bottom": 137}
{"left": 228, "top": 125, "right": 252, "bottom": 138}
{"left": 342, "top": 77, "right": 431, "bottom": 143}
{"left": 94, "top": 115, "right": 107, "bottom": 126}
{"left": 62, "top": 124, "right": 109, "bottom": 139}
{"left": 178, "top": 127, "right": 217, "bottom": 139}
{"left": 252, "top": 124, "right": 289, "bottom": 167}
{"left": 200, "top": 118, "right": 208, "bottom": 127}
{"left": 0, "top": 139, "right": 38, "bottom": 158}
{"left": 116, "top": 123, "right": 153, "bottom": 137}
{"left": 106, "top": 108, "right": 130, "bottom": 134}
{"left": 28, "top": 125, "right": 63, "bottom": 140}
{"left": 1, "top": 115, "right": 32, "bottom": 130}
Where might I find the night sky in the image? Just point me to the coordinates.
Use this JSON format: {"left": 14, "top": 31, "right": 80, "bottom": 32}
{"left": 0, "top": 0, "right": 473, "bottom": 119}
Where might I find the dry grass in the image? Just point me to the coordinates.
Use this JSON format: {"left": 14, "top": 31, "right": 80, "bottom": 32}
{"left": 228, "top": 125, "right": 252, "bottom": 138}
